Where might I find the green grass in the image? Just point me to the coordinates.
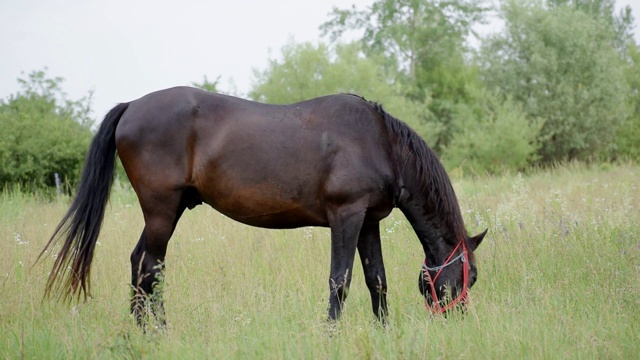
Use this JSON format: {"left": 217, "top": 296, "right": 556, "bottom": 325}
{"left": 1, "top": 164, "right": 639, "bottom": 358}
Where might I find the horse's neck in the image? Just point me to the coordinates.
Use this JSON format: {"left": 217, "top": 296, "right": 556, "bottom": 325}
{"left": 395, "top": 169, "right": 461, "bottom": 255}
{"left": 384, "top": 115, "right": 464, "bottom": 252}
{"left": 397, "top": 188, "right": 453, "bottom": 250}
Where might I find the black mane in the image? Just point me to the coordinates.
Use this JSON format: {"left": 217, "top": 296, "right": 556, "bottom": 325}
{"left": 370, "top": 101, "right": 466, "bottom": 243}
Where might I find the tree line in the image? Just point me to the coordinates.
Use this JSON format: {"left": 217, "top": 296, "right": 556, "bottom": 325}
{"left": 251, "top": 0, "right": 640, "bottom": 172}
{"left": 1, "top": 0, "right": 638, "bottom": 191}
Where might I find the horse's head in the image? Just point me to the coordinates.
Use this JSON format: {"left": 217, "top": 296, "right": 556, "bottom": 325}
{"left": 419, "top": 229, "right": 487, "bottom": 314}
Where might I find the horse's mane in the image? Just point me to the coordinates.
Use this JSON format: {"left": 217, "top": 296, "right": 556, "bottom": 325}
{"left": 369, "top": 101, "right": 466, "bottom": 244}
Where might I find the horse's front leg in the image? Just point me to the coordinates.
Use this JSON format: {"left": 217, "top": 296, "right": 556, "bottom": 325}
{"left": 327, "top": 204, "right": 366, "bottom": 320}
{"left": 357, "top": 222, "right": 388, "bottom": 323}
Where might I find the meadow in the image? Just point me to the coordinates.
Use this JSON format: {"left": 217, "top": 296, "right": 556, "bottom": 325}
{"left": 1, "top": 163, "right": 638, "bottom": 359}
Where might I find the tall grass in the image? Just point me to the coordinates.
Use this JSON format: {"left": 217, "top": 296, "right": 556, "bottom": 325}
{"left": 1, "top": 164, "right": 638, "bottom": 358}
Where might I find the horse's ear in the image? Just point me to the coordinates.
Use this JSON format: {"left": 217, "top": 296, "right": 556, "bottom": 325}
{"left": 469, "top": 229, "right": 488, "bottom": 251}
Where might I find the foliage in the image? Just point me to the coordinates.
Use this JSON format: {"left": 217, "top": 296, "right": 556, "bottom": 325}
{"left": 479, "top": 1, "right": 631, "bottom": 163}
{"left": 249, "top": 41, "right": 434, "bottom": 141}
{"left": 0, "top": 69, "right": 93, "bottom": 190}
{"left": 443, "top": 90, "right": 539, "bottom": 173}
{"left": 321, "top": 0, "right": 489, "bottom": 153}
{"left": 191, "top": 75, "right": 221, "bottom": 93}
{"left": 547, "top": 0, "right": 636, "bottom": 53}
{"left": 321, "top": 0, "right": 488, "bottom": 77}
{"left": 615, "top": 42, "right": 640, "bottom": 160}
{"left": 319, "top": 0, "right": 547, "bottom": 173}
{"left": 250, "top": 41, "right": 339, "bottom": 103}
{"left": 248, "top": 0, "right": 640, "bottom": 172}
{"left": 250, "top": 41, "right": 394, "bottom": 103}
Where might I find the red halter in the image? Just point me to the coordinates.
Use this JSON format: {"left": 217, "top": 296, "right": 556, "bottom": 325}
{"left": 422, "top": 241, "right": 470, "bottom": 314}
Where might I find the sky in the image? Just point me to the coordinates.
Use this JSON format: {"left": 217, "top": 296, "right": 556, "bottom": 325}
{"left": 1, "top": 0, "right": 639, "bottom": 122}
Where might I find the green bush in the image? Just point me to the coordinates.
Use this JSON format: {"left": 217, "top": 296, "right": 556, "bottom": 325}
{"left": 443, "top": 91, "right": 539, "bottom": 174}
{"left": 0, "top": 70, "right": 93, "bottom": 190}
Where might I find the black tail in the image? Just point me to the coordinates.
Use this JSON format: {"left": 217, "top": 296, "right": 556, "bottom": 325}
{"left": 39, "top": 102, "right": 129, "bottom": 301}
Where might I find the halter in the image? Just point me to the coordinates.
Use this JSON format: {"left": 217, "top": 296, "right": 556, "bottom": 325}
{"left": 421, "top": 241, "right": 469, "bottom": 314}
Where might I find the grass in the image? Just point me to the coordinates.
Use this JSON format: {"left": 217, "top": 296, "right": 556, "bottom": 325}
{"left": 1, "top": 163, "right": 639, "bottom": 358}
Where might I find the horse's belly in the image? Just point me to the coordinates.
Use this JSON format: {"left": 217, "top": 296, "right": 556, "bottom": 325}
{"left": 215, "top": 206, "right": 328, "bottom": 229}
{"left": 197, "top": 178, "right": 329, "bottom": 229}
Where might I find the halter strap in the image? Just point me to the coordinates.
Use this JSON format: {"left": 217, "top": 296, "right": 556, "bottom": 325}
{"left": 421, "top": 241, "right": 470, "bottom": 314}
{"left": 422, "top": 252, "right": 465, "bottom": 272}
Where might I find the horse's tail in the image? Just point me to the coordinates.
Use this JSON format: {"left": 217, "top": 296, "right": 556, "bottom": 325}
{"left": 39, "top": 102, "right": 129, "bottom": 301}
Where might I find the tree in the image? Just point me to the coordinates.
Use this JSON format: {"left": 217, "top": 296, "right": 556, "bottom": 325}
{"left": 250, "top": 41, "right": 335, "bottom": 104}
{"left": 321, "top": 0, "right": 489, "bottom": 152}
{"left": 0, "top": 69, "right": 94, "bottom": 190}
{"left": 443, "top": 90, "right": 539, "bottom": 173}
{"left": 250, "top": 38, "right": 538, "bottom": 173}
{"left": 250, "top": 40, "right": 404, "bottom": 103}
{"left": 321, "top": 0, "right": 487, "bottom": 77}
{"left": 479, "top": 1, "right": 630, "bottom": 163}
{"left": 547, "top": 0, "right": 636, "bottom": 53}
{"left": 615, "top": 42, "right": 640, "bottom": 160}
{"left": 191, "top": 75, "right": 221, "bottom": 93}
{"left": 249, "top": 41, "right": 432, "bottom": 137}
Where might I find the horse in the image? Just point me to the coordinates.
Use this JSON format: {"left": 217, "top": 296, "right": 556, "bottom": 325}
{"left": 40, "top": 87, "right": 486, "bottom": 325}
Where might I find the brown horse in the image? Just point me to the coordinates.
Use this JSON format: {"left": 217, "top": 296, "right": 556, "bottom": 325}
{"left": 40, "top": 87, "right": 485, "bottom": 325}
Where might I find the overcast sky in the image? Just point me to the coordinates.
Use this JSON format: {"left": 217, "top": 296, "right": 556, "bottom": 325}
{"left": 1, "top": 0, "right": 638, "bottom": 122}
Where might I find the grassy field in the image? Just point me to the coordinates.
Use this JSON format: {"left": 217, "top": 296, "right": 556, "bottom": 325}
{"left": 1, "top": 163, "right": 639, "bottom": 359}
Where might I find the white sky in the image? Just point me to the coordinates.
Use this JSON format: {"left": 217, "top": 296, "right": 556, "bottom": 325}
{"left": 1, "top": 0, "right": 638, "bottom": 122}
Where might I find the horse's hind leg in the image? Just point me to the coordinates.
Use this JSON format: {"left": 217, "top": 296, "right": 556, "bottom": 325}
{"left": 357, "top": 222, "right": 388, "bottom": 322}
{"left": 130, "top": 189, "right": 190, "bottom": 327}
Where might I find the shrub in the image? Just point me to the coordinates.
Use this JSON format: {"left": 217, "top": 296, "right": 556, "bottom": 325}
{"left": 0, "top": 70, "right": 93, "bottom": 190}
